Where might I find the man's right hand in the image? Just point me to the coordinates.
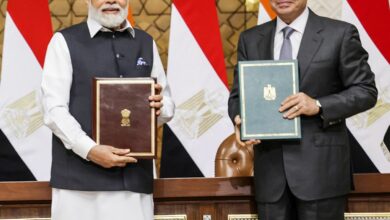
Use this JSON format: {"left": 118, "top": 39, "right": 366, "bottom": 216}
{"left": 234, "top": 115, "right": 261, "bottom": 147}
{"left": 87, "top": 145, "right": 137, "bottom": 168}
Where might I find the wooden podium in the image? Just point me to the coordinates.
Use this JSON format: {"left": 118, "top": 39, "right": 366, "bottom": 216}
{"left": 1, "top": 175, "right": 390, "bottom": 219}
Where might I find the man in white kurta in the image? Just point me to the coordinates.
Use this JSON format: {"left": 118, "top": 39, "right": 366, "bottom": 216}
{"left": 41, "top": 0, "right": 174, "bottom": 219}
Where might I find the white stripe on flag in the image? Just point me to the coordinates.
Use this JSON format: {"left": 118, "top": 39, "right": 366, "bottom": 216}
{"left": 167, "top": 5, "right": 234, "bottom": 177}
{"left": 342, "top": 2, "right": 390, "bottom": 173}
{"left": 258, "top": 2, "right": 272, "bottom": 24}
{"left": 0, "top": 13, "right": 52, "bottom": 180}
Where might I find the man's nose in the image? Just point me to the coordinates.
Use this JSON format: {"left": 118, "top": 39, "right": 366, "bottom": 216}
{"left": 105, "top": 0, "right": 117, "bottom": 4}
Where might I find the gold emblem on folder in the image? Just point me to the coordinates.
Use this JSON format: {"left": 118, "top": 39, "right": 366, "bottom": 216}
{"left": 263, "top": 84, "right": 276, "bottom": 101}
{"left": 121, "top": 109, "right": 131, "bottom": 127}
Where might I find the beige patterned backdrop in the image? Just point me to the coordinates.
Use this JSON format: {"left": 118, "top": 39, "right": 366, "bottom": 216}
{"left": 0, "top": 0, "right": 342, "bottom": 86}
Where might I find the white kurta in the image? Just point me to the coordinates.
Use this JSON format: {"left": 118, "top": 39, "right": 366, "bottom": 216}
{"left": 41, "top": 18, "right": 174, "bottom": 220}
{"left": 51, "top": 189, "right": 154, "bottom": 220}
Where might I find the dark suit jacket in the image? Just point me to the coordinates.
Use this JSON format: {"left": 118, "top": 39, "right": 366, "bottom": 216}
{"left": 228, "top": 10, "right": 377, "bottom": 203}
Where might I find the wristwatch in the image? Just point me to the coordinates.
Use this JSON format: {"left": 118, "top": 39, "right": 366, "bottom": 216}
{"left": 315, "top": 99, "right": 322, "bottom": 115}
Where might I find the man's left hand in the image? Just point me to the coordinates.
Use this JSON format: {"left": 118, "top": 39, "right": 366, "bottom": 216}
{"left": 279, "top": 92, "right": 320, "bottom": 119}
{"left": 149, "top": 83, "right": 163, "bottom": 116}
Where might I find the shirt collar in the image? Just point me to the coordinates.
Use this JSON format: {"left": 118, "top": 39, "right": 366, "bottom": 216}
{"left": 276, "top": 7, "right": 309, "bottom": 35}
{"left": 87, "top": 17, "right": 135, "bottom": 38}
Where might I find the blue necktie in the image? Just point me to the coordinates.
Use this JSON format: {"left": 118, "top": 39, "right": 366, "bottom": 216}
{"left": 279, "top": 26, "right": 295, "bottom": 60}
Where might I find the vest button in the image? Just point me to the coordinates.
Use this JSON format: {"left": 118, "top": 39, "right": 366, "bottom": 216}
{"left": 112, "top": 34, "right": 116, "bottom": 39}
{"left": 116, "top": 54, "right": 120, "bottom": 59}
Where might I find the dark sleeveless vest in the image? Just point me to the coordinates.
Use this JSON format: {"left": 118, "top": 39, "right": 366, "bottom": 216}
{"left": 50, "top": 22, "right": 154, "bottom": 193}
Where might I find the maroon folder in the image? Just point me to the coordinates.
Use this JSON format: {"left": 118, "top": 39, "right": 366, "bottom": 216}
{"left": 93, "top": 77, "right": 156, "bottom": 159}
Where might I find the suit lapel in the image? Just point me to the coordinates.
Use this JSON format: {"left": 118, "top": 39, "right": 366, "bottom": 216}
{"left": 257, "top": 20, "right": 276, "bottom": 60}
{"left": 297, "top": 10, "right": 324, "bottom": 82}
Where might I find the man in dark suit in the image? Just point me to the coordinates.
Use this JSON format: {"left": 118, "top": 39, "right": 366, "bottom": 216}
{"left": 228, "top": 0, "right": 378, "bottom": 219}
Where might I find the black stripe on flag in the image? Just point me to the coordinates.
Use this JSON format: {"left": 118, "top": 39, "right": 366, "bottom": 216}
{"left": 0, "top": 129, "right": 36, "bottom": 181}
{"left": 383, "top": 125, "right": 390, "bottom": 153}
{"left": 160, "top": 124, "right": 204, "bottom": 177}
{"left": 349, "top": 130, "right": 378, "bottom": 173}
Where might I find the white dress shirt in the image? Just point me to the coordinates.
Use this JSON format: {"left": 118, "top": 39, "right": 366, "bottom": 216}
{"left": 42, "top": 18, "right": 175, "bottom": 160}
{"left": 42, "top": 18, "right": 174, "bottom": 220}
{"left": 273, "top": 7, "right": 309, "bottom": 60}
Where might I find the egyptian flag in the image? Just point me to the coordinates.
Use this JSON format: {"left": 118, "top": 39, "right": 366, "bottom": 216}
{"left": 160, "top": 0, "right": 234, "bottom": 177}
{"left": 258, "top": 0, "right": 276, "bottom": 24}
{"left": 0, "top": 1, "right": 53, "bottom": 180}
{"left": 342, "top": 0, "right": 390, "bottom": 173}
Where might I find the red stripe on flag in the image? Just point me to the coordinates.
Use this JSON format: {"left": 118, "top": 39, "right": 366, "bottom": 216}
{"left": 8, "top": 0, "right": 53, "bottom": 67}
{"left": 173, "top": 0, "right": 228, "bottom": 87}
{"left": 347, "top": 0, "right": 390, "bottom": 63}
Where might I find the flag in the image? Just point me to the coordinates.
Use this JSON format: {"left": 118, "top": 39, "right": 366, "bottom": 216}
{"left": 342, "top": 0, "right": 390, "bottom": 173}
{"left": 258, "top": 0, "right": 276, "bottom": 24}
{"left": 0, "top": 1, "right": 53, "bottom": 180}
{"left": 127, "top": 4, "right": 135, "bottom": 27}
{"left": 162, "top": 0, "right": 234, "bottom": 177}
{"left": 0, "top": 129, "right": 36, "bottom": 181}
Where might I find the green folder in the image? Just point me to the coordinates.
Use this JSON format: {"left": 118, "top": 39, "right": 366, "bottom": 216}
{"left": 238, "top": 60, "right": 301, "bottom": 140}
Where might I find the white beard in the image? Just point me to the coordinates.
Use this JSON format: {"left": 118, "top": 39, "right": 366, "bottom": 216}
{"left": 88, "top": 2, "right": 128, "bottom": 29}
